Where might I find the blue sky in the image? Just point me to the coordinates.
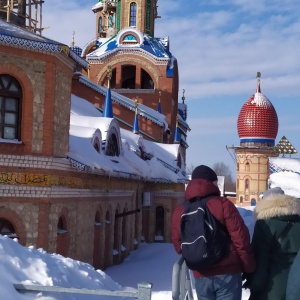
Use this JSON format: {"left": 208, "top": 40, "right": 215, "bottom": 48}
{"left": 43, "top": 0, "right": 300, "bottom": 176}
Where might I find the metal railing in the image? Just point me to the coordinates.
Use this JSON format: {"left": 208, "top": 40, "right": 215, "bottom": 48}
{"left": 14, "top": 282, "right": 152, "bottom": 300}
{"left": 172, "top": 257, "right": 194, "bottom": 300}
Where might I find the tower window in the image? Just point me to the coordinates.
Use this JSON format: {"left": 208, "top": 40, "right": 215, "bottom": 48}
{"left": 129, "top": 2, "right": 137, "bottom": 27}
{"left": 0, "top": 75, "right": 22, "bottom": 141}
{"left": 106, "top": 133, "right": 119, "bottom": 156}
{"left": 98, "top": 17, "right": 103, "bottom": 34}
{"left": 245, "top": 179, "right": 249, "bottom": 189}
{"left": 121, "top": 65, "right": 136, "bottom": 89}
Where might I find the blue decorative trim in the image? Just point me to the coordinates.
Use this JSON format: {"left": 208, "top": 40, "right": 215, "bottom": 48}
{"left": 0, "top": 33, "right": 63, "bottom": 53}
{"left": 240, "top": 138, "right": 275, "bottom": 144}
{"left": 67, "top": 156, "right": 86, "bottom": 171}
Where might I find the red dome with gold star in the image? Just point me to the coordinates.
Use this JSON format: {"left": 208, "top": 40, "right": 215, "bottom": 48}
{"left": 237, "top": 78, "right": 278, "bottom": 146}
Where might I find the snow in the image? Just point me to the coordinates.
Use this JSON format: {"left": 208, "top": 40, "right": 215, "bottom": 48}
{"left": 251, "top": 92, "right": 272, "bottom": 108}
{"left": 0, "top": 206, "right": 260, "bottom": 300}
{"left": 4, "top": 165, "right": 300, "bottom": 300}
{"left": 69, "top": 94, "right": 186, "bottom": 183}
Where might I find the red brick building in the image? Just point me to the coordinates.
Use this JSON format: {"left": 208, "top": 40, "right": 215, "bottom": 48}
{"left": 0, "top": 0, "right": 189, "bottom": 270}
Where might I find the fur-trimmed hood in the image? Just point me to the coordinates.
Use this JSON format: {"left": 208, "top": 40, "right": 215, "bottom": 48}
{"left": 255, "top": 194, "right": 300, "bottom": 220}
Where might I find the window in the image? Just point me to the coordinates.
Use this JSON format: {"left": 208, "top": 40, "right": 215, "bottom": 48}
{"left": 98, "top": 17, "right": 103, "bottom": 34}
{"left": 245, "top": 162, "right": 250, "bottom": 172}
{"left": 121, "top": 65, "right": 136, "bottom": 89}
{"left": 245, "top": 179, "right": 249, "bottom": 189}
{"left": 0, "top": 75, "right": 22, "bottom": 140}
{"left": 141, "top": 69, "right": 154, "bottom": 89}
{"left": 93, "top": 136, "right": 100, "bottom": 153}
{"left": 0, "top": 218, "right": 17, "bottom": 238}
{"left": 106, "top": 133, "right": 119, "bottom": 156}
{"left": 57, "top": 217, "right": 68, "bottom": 234}
{"left": 129, "top": 2, "right": 137, "bottom": 27}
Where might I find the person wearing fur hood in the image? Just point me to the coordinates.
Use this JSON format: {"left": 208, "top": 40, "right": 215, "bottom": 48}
{"left": 244, "top": 187, "right": 300, "bottom": 300}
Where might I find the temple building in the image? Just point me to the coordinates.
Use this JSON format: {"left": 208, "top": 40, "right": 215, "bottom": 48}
{"left": 0, "top": 0, "right": 189, "bottom": 270}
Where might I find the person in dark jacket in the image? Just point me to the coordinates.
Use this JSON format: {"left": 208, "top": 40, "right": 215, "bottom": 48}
{"left": 245, "top": 187, "right": 300, "bottom": 300}
{"left": 171, "top": 165, "right": 255, "bottom": 300}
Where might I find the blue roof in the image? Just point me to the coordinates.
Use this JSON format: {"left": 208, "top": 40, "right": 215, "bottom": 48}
{"left": 87, "top": 32, "right": 175, "bottom": 77}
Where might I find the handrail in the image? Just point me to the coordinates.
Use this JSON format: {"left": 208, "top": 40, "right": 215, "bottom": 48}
{"left": 172, "top": 257, "right": 194, "bottom": 300}
{"left": 14, "top": 282, "right": 152, "bottom": 300}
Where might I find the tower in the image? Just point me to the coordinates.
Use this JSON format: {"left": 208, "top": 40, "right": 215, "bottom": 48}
{"left": 92, "top": 0, "right": 159, "bottom": 38}
{"left": 234, "top": 73, "right": 279, "bottom": 205}
{"left": 81, "top": 0, "right": 186, "bottom": 149}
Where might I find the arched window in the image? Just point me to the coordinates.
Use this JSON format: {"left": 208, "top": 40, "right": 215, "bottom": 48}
{"left": 57, "top": 217, "right": 68, "bottom": 234}
{"left": 129, "top": 2, "right": 137, "bottom": 27}
{"left": 177, "top": 153, "right": 181, "bottom": 168}
{"left": 245, "top": 162, "right": 250, "bottom": 172}
{"left": 245, "top": 179, "right": 249, "bottom": 189}
{"left": 0, "top": 74, "right": 22, "bottom": 140}
{"left": 0, "top": 218, "right": 17, "bottom": 238}
{"left": 122, "top": 65, "right": 136, "bottom": 89}
{"left": 98, "top": 17, "right": 103, "bottom": 34}
{"left": 155, "top": 206, "right": 165, "bottom": 240}
{"left": 106, "top": 133, "right": 119, "bottom": 156}
{"left": 141, "top": 69, "right": 154, "bottom": 89}
{"left": 93, "top": 136, "right": 100, "bottom": 153}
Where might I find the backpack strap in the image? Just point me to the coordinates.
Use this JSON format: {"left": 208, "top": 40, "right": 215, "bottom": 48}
{"left": 277, "top": 222, "right": 294, "bottom": 245}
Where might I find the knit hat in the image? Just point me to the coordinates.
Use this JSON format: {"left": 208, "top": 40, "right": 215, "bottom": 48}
{"left": 263, "top": 187, "right": 284, "bottom": 200}
{"left": 191, "top": 165, "right": 218, "bottom": 182}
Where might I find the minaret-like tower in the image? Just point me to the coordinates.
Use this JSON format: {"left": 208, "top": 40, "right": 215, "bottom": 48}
{"left": 92, "top": 0, "right": 159, "bottom": 38}
{"left": 234, "top": 73, "right": 279, "bottom": 205}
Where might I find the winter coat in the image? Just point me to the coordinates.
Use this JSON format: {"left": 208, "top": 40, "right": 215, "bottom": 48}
{"left": 286, "top": 249, "right": 300, "bottom": 300}
{"left": 247, "top": 194, "right": 300, "bottom": 300}
{"left": 171, "top": 178, "right": 255, "bottom": 278}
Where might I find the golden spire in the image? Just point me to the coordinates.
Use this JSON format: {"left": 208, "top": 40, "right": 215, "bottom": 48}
{"left": 71, "top": 31, "right": 75, "bottom": 47}
{"left": 182, "top": 89, "right": 186, "bottom": 103}
{"left": 135, "top": 97, "right": 139, "bottom": 112}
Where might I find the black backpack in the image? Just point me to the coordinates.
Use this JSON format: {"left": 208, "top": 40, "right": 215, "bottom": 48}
{"left": 180, "top": 196, "right": 230, "bottom": 271}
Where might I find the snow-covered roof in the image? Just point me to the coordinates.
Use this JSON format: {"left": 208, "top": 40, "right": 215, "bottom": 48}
{"left": 269, "top": 157, "right": 300, "bottom": 198}
{"left": 77, "top": 74, "right": 169, "bottom": 129}
{"left": 69, "top": 95, "right": 187, "bottom": 183}
{"left": 85, "top": 28, "right": 175, "bottom": 77}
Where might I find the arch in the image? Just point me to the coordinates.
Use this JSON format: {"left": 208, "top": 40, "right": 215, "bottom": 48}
{"left": 98, "top": 16, "right": 103, "bottom": 34}
{"left": 104, "top": 210, "right": 111, "bottom": 269}
{"left": 97, "top": 58, "right": 159, "bottom": 89}
{"left": 0, "top": 64, "right": 34, "bottom": 147}
{"left": 102, "top": 119, "right": 121, "bottom": 157}
{"left": 121, "top": 65, "right": 136, "bottom": 89}
{"left": 92, "top": 129, "right": 102, "bottom": 153}
{"left": 121, "top": 207, "right": 127, "bottom": 257}
{"left": 141, "top": 68, "right": 154, "bottom": 89}
{"left": 56, "top": 209, "right": 69, "bottom": 257}
{"left": 0, "top": 218, "right": 16, "bottom": 237}
{"left": 155, "top": 206, "right": 165, "bottom": 242}
{"left": 245, "top": 161, "right": 250, "bottom": 172}
{"left": 0, "top": 74, "right": 22, "bottom": 140}
{"left": 245, "top": 178, "right": 249, "bottom": 189}
{"left": 106, "top": 133, "right": 119, "bottom": 156}
{"left": 129, "top": 2, "right": 137, "bottom": 27}
{"left": 0, "top": 207, "right": 26, "bottom": 245}
{"left": 93, "top": 209, "right": 102, "bottom": 269}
